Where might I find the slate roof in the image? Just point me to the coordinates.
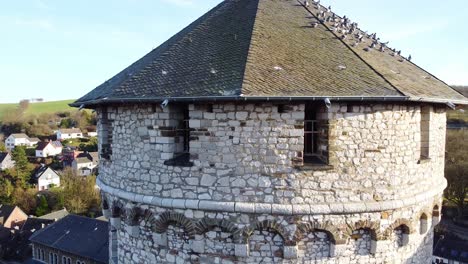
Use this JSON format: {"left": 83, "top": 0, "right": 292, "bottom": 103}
{"left": 0, "top": 152, "right": 9, "bottom": 163}
{"left": 0, "top": 204, "right": 16, "bottom": 225}
{"left": 72, "top": 0, "right": 467, "bottom": 107}
{"left": 38, "top": 209, "right": 69, "bottom": 221}
{"left": 59, "top": 128, "right": 82, "bottom": 134}
{"left": 434, "top": 238, "right": 468, "bottom": 263}
{"left": 35, "top": 142, "right": 50, "bottom": 151}
{"left": 31, "top": 165, "right": 59, "bottom": 181}
{"left": 29, "top": 215, "right": 109, "bottom": 263}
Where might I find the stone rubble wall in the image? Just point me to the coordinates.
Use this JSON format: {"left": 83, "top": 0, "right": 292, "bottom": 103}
{"left": 96, "top": 102, "right": 447, "bottom": 263}
{"left": 97, "top": 102, "right": 446, "bottom": 205}
{"left": 107, "top": 198, "right": 439, "bottom": 264}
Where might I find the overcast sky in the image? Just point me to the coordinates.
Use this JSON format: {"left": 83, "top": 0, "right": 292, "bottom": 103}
{"left": 0, "top": 0, "right": 466, "bottom": 103}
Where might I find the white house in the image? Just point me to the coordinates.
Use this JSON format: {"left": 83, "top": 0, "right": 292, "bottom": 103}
{"left": 35, "top": 141, "right": 63, "bottom": 158}
{"left": 0, "top": 152, "right": 15, "bottom": 170}
{"left": 87, "top": 131, "right": 98, "bottom": 137}
{"left": 4, "top": 133, "right": 39, "bottom": 151}
{"left": 56, "top": 128, "right": 83, "bottom": 141}
{"left": 72, "top": 152, "right": 98, "bottom": 176}
{"left": 32, "top": 165, "right": 60, "bottom": 191}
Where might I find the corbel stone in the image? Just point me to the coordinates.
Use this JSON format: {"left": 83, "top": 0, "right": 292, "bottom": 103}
{"left": 370, "top": 240, "right": 377, "bottom": 254}
{"left": 283, "top": 245, "right": 298, "bottom": 259}
{"left": 330, "top": 243, "right": 347, "bottom": 258}
{"left": 234, "top": 244, "right": 249, "bottom": 257}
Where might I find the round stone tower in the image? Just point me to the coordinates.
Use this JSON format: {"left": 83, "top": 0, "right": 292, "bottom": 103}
{"left": 71, "top": 0, "right": 467, "bottom": 263}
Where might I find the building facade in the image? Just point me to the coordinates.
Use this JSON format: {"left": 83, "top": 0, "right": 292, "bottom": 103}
{"left": 4, "top": 133, "right": 38, "bottom": 151}
{"left": 72, "top": 0, "right": 468, "bottom": 263}
{"left": 57, "top": 128, "right": 83, "bottom": 141}
{"left": 0, "top": 152, "right": 15, "bottom": 171}
{"left": 30, "top": 215, "right": 109, "bottom": 264}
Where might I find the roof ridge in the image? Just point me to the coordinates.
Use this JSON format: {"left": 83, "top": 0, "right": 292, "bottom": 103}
{"left": 299, "top": 0, "right": 405, "bottom": 97}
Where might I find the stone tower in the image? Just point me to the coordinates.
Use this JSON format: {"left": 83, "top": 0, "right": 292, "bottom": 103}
{"left": 72, "top": 0, "right": 467, "bottom": 263}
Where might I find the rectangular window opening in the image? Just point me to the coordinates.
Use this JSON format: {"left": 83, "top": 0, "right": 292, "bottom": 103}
{"left": 303, "top": 103, "right": 328, "bottom": 165}
{"left": 420, "top": 106, "right": 430, "bottom": 159}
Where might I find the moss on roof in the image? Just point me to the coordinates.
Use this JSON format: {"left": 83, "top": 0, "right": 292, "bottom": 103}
{"left": 73, "top": 0, "right": 467, "bottom": 106}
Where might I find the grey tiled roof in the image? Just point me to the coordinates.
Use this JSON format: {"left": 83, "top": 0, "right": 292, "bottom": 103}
{"left": 72, "top": 0, "right": 467, "bottom": 106}
{"left": 29, "top": 215, "right": 109, "bottom": 263}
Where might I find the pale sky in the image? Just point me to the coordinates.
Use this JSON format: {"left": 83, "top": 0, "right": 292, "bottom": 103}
{"left": 0, "top": 0, "right": 467, "bottom": 103}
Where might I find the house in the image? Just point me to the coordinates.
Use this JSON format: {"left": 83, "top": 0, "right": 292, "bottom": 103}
{"left": 35, "top": 141, "right": 63, "bottom": 158}
{"left": 0, "top": 152, "right": 15, "bottom": 170}
{"left": 61, "top": 146, "right": 80, "bottom": 167}
{"left": 72, "top": 152, "right": 99, "bottom": 176}
{"left": 70, "top": 0, "right": 468, "bottom": 263}
{"left": 31, "top": 165, "right": 60, "bottom": 191}
{"left": 30, "top": 215, "right": 109, "bottom": 264}
{"left": 6, "top": 217, "right": 54, "bottom": 262}
{"left": 433, "top": 237, "right": 468, "bottom": 263}
{"left": 4, "top": 133, "right": 38, "bottom": 151}
{"left": 38, "top": 209, "right": 69, "bottom": 221}
{"left": 56, "top": 128, "right": 83, "bottom": 140}
{"left": 0, "top": 204, "right": 27, "bottom": 228}
{"left": 87, "top": 131, "right": 98, "bottom": 137}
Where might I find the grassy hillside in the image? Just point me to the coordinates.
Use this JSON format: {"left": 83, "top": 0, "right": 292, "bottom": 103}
{"left": 0, "top": 99, "right": 76, "bottom": 119}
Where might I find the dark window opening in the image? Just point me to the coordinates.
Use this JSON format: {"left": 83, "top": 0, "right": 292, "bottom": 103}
{"left": 100, "top": 108, "right": 113, "bottom": 160}
{"left": 420, "top": 106, "right": 430, "bottom": 159}
{"left": 164, "top": 104, "right": 193, "bottom": 167}
{"left": 303, "top": 103, "right": 328, "bottom": 165}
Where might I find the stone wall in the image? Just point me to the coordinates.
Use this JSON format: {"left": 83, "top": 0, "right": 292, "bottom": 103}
{"left": 96, "top": 101, "right": 447, "bottom": 263}
{"left": 104, "top": 196, "right": 440, "bottom": 263}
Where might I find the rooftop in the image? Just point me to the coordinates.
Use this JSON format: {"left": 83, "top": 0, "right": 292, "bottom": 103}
{"left": 29, "top": 214, "right": 109, "bottom": 263}
{"left": 72, "top": 0, "right": 467, "bottom": 107}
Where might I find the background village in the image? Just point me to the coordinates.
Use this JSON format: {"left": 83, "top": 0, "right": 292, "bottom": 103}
{"left": 0, "top": 101, "right": 105, "bottom": 263}
{"left": 0, "top": 86, "right": 466, "bottom": 264}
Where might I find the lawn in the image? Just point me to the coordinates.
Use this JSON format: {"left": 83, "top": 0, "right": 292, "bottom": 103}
{"left": 0, "top": 99, "right": 76, "bottom": 119}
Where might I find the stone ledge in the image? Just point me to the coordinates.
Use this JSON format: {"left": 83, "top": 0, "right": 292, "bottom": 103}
{"left": 97, "top": 178, "right": 447, "bottom": 215}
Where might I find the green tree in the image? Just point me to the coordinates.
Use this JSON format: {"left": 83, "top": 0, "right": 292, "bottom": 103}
{"left": 36, "top": 195, "right": 49, "bottom": 216}
{"left": 444, "top": 130, "right": 468, "bottom": 219}
{"left": 0, "top": 142, "right": 6, "bottom": 152}
{"left": 12, "top": 146, "right": 28, "bottom": 172}
{"left": 60, "top": 168, "right": 100, "bottom": 214}
{"left": 0, "top": 177, "right": 14, "bottom": 204}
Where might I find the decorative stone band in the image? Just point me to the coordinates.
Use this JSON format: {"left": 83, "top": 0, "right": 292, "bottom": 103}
{"left": 97, "top": 178, "right": 447, "bottom": 215}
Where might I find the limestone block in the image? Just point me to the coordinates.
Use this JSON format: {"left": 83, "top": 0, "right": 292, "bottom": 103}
{"left": 110, "top": 217, "right": 121, "bottom": 229}
{"left": 271, "top": 204, "right": 293, "bottom": 215}
{"left": 235, "top": 244, "right": 249, "bottom": 257}
{"left": 184, "top": 199, "right": 200, "bottom": 209}
{"left": 235, "top": 202, "right": 255, "bottom": 213}
{"left": 283, "top": 245, "right": 298, "bottom": 259}
{"left": 191, "top": 239, "right": 205, "bottom": 254}
{"left": 374, "top": 240, "right": 392, "bottom": 254}
{"left": 102, "top": 209, "right": 111, "bottom": 219}
{"left": 153, "top": 233, "right": 167, "bottom": 247}
{"left": 125, "top": 225, "right": 140, "bottom": 237}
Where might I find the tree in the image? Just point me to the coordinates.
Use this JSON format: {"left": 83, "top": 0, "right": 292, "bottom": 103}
{"left": 0, "top": 177, "right": 14, "bottom": 204}
{"left": 36, "top": 195, "right": 49, "bottom": 216}
{"left": 59, "top": 168, "right": 101, "bottom": 214}
{"left": 0, "top": 142, "right": 6, "bottom": 152}
{"left": 12, "top": 188, "right": 37, "bottom": 215}
{"left": 444, "top": 130, "right": 468, "bottom": 219}
{"left": 11, "top": 146, "right": 28, "bottom": 172}
{"left": 18, "top": 100, "right": 30, "bottom": 113}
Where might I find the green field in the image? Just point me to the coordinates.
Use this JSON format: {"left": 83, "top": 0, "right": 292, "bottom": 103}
{"left": 0, "top": 99, "right": 76, "bottom": 119}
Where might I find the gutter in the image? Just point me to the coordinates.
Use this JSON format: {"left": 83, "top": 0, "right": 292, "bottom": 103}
{"left": 70, "top": 95, "right": 411, "bottom": 108}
